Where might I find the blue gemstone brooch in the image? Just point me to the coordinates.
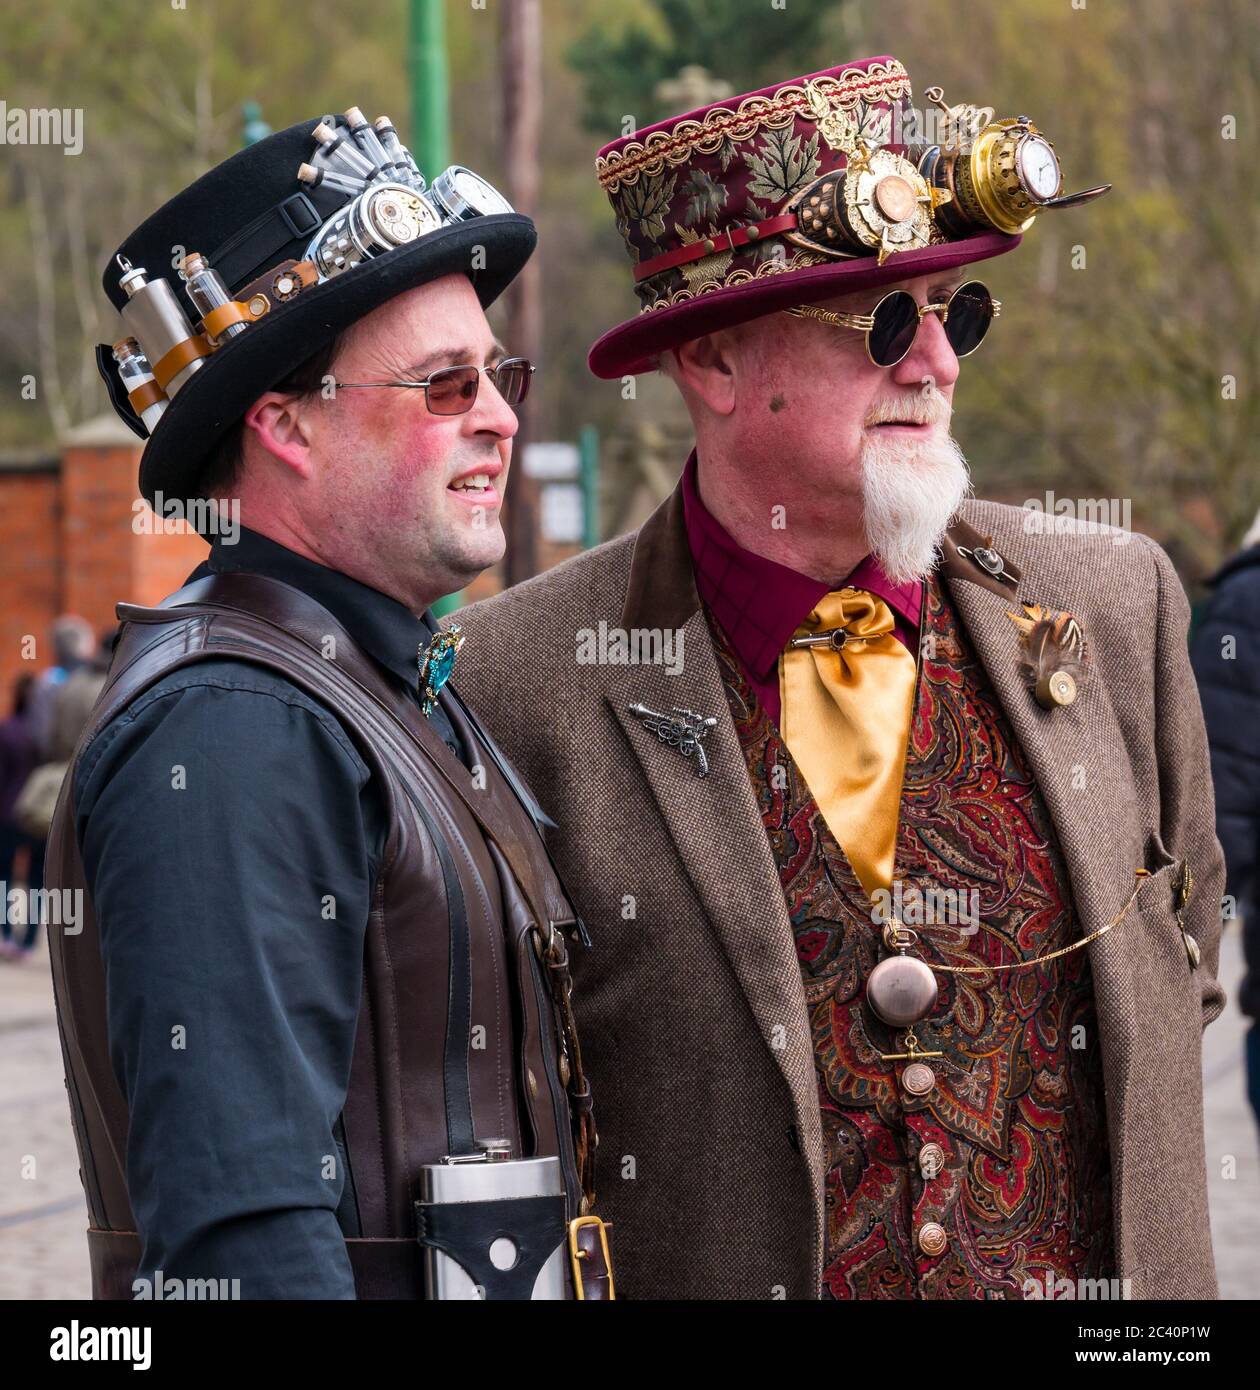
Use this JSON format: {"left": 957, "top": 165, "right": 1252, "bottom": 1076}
{"left": 418, "top": 624, "right": 464, "bottom": 716}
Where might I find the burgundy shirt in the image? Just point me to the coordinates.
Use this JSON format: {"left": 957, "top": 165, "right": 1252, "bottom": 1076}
{"left": 680, "top": 451, "right": 922, "bottom": 725}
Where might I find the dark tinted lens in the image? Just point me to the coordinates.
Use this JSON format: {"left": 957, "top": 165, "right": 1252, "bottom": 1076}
{"left": 493, "top": 358, "right": 532, "bottom": 406}
{"left": 868, "top": 291, "right": 919, "bottom": 366}
{"left": 425, "top": 366, "right": 480, "bottom": 414}
{"left": 943, "top": 282, "right": 993, "bottom": 357}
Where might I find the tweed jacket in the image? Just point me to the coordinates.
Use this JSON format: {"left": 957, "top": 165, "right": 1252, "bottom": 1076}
{"left": 453, "top": 483, "right": 1226, "bottom": 1301}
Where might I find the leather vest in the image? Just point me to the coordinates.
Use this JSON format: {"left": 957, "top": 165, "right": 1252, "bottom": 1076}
{"left": 44, "top": 572, "right": 602, "bottom": 1299}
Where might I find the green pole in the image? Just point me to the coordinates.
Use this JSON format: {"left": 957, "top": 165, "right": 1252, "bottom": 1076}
{"left": 412, "top": 0, "right": 461, "bottom": 616}
{"left": 579, "top": 424, "right": 601, "bottom": 550}
{"left": 410, "top": 0, "right": 450, "bottom": 181}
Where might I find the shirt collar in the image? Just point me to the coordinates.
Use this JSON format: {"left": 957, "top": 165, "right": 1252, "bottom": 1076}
{"left": 680, "top": 450, "right": 922, "bottom": 679}
{"left": 189, "top": 526, "right": 437, "bottom": 692}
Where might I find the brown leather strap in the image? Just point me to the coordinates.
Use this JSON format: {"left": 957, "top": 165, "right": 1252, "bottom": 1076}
{"left": 202, "top": 298, "right": 268, "bottom": 340}
{"left": 87, "top": 1228, "right": 143, "bottom": 1300}
{"left": 126, "top": 379, "right": 166, "bottom": 415}
{"left": 121, "top": 574, "right": 574, "bottom": 937}
{"left": 236, "top": 257, "right": 320, "bottom": 308}
{"left": 346, "top": 1238, "right": 425, "bottom": 1299}
{"left": 151, "top": 334, "right": 213, "bottom": 390}
{"left": 86, "top": 1228, "right": 425, "bottom": 1299}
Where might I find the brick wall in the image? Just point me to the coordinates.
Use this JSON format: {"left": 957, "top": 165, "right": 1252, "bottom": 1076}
{"left": 0, "top": 462, "right": 61, "bottom": 707}
{"left": 0, "top": 418, "right": 208, "bottom": 715}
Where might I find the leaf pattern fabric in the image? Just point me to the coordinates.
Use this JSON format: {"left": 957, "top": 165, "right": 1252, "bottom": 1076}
{"left": 614, "top": 167, "right": 679, "bottom": 247}
{"left": 743, "top": 126, "right": 820, "bottom": 206}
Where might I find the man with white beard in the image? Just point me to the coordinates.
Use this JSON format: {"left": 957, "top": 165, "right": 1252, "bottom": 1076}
{"left": 454, "top": 57, "right": 1225, "bottom": 1301}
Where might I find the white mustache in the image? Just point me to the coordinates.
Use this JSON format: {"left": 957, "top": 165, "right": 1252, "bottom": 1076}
{"left": 864, "top": 388, "right": 953, "bottom": 429}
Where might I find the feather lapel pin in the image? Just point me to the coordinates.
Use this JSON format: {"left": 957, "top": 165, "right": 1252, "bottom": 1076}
{"left": 1005, "top": 603, "right": 1084, "bottom": 708}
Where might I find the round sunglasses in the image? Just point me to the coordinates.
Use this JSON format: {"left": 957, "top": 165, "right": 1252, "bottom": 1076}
{"left": 333, "top": 356, "right": 535, "bottom": 415}
{"left": 785, "top": 281, "right": 1001, "bottom": 368}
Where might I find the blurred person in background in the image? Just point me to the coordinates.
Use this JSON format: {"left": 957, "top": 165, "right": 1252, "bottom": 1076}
{"left": 0, "top": 672, "right": 39, "bottom": 960}
{"left": 25, "top": 614, "right": 95, "bottom": 761}
{"left": 5, "top": 629, "right": 114, "bottom": 959}
{"left": 1191, "top": 506, "right": 1260, "bottom": 1133}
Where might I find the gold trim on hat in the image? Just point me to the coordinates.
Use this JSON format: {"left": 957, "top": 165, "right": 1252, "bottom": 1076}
{"left": 596, "top": 59, "right": 912, "bottom": 195}
{"left": 637, "top": 246, "right": 828, "bottom": 314}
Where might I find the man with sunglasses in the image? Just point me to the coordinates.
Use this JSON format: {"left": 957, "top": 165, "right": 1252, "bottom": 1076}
{"left": 455, "top": 57, "right": 1226, "bottom": 1301}
{"left": 44, "top": 116, "right": 612, "bottom": 1300}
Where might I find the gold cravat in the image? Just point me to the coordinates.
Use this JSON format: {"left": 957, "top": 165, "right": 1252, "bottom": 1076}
{"left": 778, "top": 588, "right": 918, "bottom": 897}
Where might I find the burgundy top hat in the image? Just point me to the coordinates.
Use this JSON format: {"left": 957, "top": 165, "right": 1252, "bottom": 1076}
{"left": 588, "top": 55, "right": 1109, "bottom": 378}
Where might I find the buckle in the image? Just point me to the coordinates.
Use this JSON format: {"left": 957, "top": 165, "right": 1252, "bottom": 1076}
{"left": 568, "top": 1215, "right": 615, "bottom": 1300}
{"left": 278, "top": 192, "right": 321, "bottom": 238}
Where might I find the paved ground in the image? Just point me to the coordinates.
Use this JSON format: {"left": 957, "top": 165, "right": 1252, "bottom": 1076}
{"left": 1, "top": 922, "right": 1257, "bottom": 1300}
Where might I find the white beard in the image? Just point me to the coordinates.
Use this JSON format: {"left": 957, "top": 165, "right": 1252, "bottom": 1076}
{"left": 859, "top": 402, "right": 973, "bottom": 585}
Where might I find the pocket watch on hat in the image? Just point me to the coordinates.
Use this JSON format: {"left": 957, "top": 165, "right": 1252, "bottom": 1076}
{"left": 915, "top": 91, "right": 1111, "bottom": 238}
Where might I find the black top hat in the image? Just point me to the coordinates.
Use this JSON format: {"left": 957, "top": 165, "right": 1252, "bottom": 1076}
{"left": 97, "top": 116, "right": 535, "bottom": 509}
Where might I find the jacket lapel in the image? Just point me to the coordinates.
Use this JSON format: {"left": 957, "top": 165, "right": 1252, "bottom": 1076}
{"left": 940, "top": 520, "right": 1141, "bottom": 1249}
{"left": 605, "top": 486, "right": 827, "bottom": 1264}
{"left": 941, "top": 519, "right": 1145, "bottom": 942}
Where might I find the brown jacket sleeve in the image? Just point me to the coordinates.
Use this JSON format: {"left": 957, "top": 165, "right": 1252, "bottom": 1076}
{"left": 1145, "top": 534, "right": 1228, "bottom": 1029}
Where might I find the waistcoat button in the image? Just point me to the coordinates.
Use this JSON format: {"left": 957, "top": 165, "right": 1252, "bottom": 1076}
{"left": 918, "top": 1142, "right": 946, "bottom": 1179}
{"left": 902, "top": 1062, "right": 936, "bottom": 1096}
{"left": 918, "top": 1221, "right": 948, "bottom": 1257}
